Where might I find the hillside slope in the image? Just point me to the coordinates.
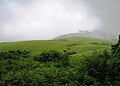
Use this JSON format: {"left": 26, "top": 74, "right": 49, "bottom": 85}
{"left": 0, "top": 37, "right": 113, "bottom": 55}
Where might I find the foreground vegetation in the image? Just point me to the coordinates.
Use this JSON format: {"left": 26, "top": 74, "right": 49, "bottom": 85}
{"left": 0, "top": 37, "right": 119, "bottom": 86}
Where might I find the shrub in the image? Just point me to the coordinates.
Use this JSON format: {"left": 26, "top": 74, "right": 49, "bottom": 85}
{"left": 34, "top": 50, "right": 63, "bottom": 62}
{"left": 34, "top": 50, "right": 70, "bottom": 67}
{"left": 0, "top": 50, "right": 31, "bottom": 59}
{"left": 8, "top": 50, "right": 31, "bottom": 58}
{"left": 63, "top": 48, "right": 76, "bottom": 55}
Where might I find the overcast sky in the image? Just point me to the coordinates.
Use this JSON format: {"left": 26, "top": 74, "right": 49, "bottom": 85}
{"left": 89, "top": 0, "right": 120, "bottom": 35}
{"left": 0, "top": 0, "right": 119, "bottom": 42}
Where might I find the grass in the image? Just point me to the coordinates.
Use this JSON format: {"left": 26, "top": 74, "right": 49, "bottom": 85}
{"left": 0, "top": 37, "right": 114, "bottom": 56}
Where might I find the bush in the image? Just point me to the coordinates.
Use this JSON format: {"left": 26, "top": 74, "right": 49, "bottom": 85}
{"left": 34, "top": 50, "right": 70, "bottom": 67}
{"left": 34, "top": 50, "right": 63, "bottom": 62}
{"left": 63, "top": 48, "right": 76, "bottom": 55}
{"left": 0, "top": 50, "right": 31, "bottom": 59}
{"left": 85, "top": 50, "right": 120, "bottom": 85}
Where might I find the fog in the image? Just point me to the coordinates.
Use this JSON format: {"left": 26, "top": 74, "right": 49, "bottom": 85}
{"left": 88, "top": 0, "right": 120, "bottom": 36}
{"left": 0, "top": 0, "right": 119, "bottom": 42}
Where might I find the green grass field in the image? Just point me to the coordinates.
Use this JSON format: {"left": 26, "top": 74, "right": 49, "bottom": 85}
{"left": 0, "top": 37, "right": 114, "bottom": 55}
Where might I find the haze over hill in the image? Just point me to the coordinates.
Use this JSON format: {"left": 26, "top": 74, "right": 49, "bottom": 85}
{"left": 55, "top": 30, "right": 117, "bottom": 40}
{"left": 0, "top": 0, "right": 120, "bottom": 42}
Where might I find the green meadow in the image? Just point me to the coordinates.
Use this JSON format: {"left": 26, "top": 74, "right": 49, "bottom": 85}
{"left": 0, "top": 37, "right": 113, "bottom": 55}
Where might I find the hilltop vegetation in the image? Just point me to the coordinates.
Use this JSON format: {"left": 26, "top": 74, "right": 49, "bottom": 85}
{"left": 0, "top": 37, "right": 119, "bottom": 86}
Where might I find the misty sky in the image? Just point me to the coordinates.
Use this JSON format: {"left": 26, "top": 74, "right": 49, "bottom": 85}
{"left": 0, "top": 0, "right": 120, "bottom": 42}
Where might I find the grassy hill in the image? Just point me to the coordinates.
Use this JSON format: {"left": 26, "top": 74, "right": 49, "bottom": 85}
{"left": 0, "top": 37, "right": 114, "bottom": 56}
{"left": 0, "top": 36, "right": 120, "bottom": 86}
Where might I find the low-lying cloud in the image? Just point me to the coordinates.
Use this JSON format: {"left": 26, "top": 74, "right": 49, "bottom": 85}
{"left": 88, "top": 0, "right": 120, "bottom": 36}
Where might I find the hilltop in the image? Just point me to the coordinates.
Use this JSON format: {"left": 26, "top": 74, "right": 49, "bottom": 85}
{"left": 55, "top": 30, "right": 117, "bottom": 40}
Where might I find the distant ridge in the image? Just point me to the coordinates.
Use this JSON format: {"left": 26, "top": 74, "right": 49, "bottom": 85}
{"left": 55, "top": 30, "right": 117, "bottom": 40}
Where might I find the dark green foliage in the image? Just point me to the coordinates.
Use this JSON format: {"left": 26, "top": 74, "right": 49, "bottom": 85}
{"left": 34, "top": 50, "right": 63, "bottom": 62}
{"left": 34, "top": 50, "right": 70, "bottom": 67}
{"left": 84, "top": 35, "right": 120, "bottom": 85}
{"left": 111, "top": 35, "right": 120, "bottom": 56}
{"left": 9, "top": 50, "right": 31, "bottom": 58}
{"left": 63, "top": 48, "right": 76, "bottom": 55}
{"left": 85, "top": 50, "right": 120, "bottom": 85}
{"left": 90, "top": 42, "right": 98, "bottom": 45}
{"left": 0, "top": 50, "right": 31, "bottom": 59}
{"left": 86, "top": 51, "right": 110, "bottom": 84}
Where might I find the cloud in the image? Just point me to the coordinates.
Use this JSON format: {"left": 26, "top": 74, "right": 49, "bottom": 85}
{"left": 0, "top": 0, "right": 100, "bottom": 42}
{"left": 88, "top": 0, "right": 120, "bottom": 35}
